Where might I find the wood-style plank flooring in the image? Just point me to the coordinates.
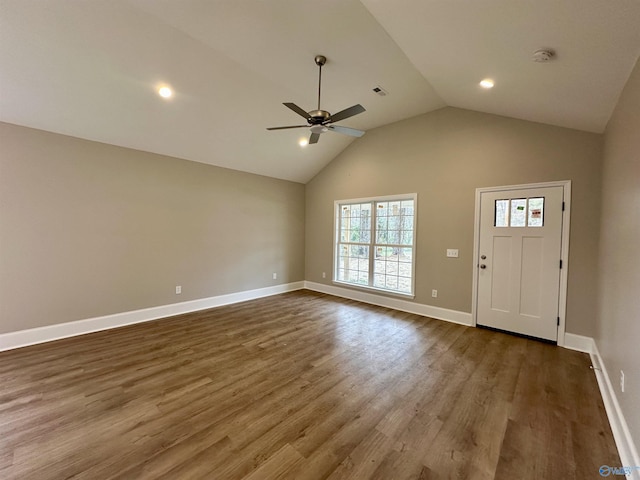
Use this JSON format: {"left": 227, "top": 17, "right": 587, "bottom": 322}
{"left": 0, "top": 290, "right": 619, "bottom": 479}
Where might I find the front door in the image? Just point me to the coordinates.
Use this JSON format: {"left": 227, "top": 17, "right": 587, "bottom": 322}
{"left": 477, "top": 186, "right": 564, "bottom": 341}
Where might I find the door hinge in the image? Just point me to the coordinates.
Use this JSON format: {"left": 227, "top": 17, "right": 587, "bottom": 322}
{"left": 562, "top": 201, "right": 565, "bottom": 211}
{"left": 557, "top": 316, "right": 560, "bottom": 326}
{"left": 559, "top": 259, "right": 563, "bottom": 269}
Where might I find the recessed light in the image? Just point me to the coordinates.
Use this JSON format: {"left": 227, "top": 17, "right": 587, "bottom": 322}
{"left": 479, "top": 79, "right": 494, "bottom": 89}
{"left": 158, "top": 86, "right": 173, "bottom": 98}
{"left": 299, "top": 138, "right": 308, "bottom": 147}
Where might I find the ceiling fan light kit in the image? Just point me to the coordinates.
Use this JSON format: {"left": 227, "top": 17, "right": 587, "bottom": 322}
{"left": 310, "top": 125, "right": 328, "bottom": 134}
{"left": 266, "top": 55, "right": 366, "bottom": 145}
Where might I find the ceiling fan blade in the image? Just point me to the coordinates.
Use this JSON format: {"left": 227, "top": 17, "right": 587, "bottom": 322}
{"left": 327, "top": 104, "right": 365, "bottom": 123}
{"left": 283, "top": 103, "right": 310, "bottom": 119}
{"left": 327, "top": 125, "right": 365, "bottom": 138}
{"left": 309, "top": 133, "right": 321, "bottom": 144}
{"left": 266, "top": 125, "right": 309, "bottom": 130}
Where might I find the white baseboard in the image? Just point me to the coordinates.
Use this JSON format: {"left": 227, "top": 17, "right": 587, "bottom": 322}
{"left": 0, "top": 281, "right": 305, "bottom": 352}
{"left": 589, "top": 341, "right": 640, "bottom": 479}
{"left": 303, "top": 281, "right": 473, "bottom": 326}
{"left": 562, "top": 332, "right": 596, "bottom": 353}
{"left": 563, "top": 333, "right": 640, "bottom": 478}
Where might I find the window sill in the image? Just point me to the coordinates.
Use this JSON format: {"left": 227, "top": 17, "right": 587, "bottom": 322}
{"left": 332, "top": 280, "right": 415, "bottom": 300}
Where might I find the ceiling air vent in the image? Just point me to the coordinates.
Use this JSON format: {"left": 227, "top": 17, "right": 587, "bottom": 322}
{"left": 372, "top": 86, "right": 388, "bottom": 96}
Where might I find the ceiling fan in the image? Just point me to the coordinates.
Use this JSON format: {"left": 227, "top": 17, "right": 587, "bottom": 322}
{"left": 267, "top": 55, "right": 366, "bottom": 144}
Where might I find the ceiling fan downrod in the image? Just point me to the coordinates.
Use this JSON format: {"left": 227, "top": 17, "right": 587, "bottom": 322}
{"left": 315, "top": 55, "right": 326, "bottom": 111}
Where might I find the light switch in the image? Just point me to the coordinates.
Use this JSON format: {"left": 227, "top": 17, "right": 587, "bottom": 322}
{"left": 446, "top": 249, "right": 459, "bottom": 258}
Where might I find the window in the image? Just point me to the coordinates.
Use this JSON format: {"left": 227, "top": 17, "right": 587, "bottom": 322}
{"left": 495, "top": 197, "right": 545, "bottom": 227}
{"left": 335, "top": 194, "right": 416, "bottom": 296}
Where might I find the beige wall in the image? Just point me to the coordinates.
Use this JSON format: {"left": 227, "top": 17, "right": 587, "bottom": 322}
{"left": 0, "top": 122, "right": 305, "bottom": 334}
{"left": 597, "top": 58, "right": 640, "bottom": 447}
{"left": 305, "top": 107, "right": 603, "bottom": 336}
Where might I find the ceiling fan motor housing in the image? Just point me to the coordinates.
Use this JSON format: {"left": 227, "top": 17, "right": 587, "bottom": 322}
{"left": 308, "top": 110, "right": 331, "bottom": 124}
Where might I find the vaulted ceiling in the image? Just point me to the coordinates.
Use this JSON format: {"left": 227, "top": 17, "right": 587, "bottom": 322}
{"left": 2, "top": 0, "right": 639, "bottom": 183}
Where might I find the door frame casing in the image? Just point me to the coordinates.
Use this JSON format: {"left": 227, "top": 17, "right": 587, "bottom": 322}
{"left": 471, "top": 180, "right": 572, "bottom": 346}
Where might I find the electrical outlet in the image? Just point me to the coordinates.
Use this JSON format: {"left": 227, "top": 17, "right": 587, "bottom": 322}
{"left": 620, "top": 370, "right": 625, "bottom": 393}
{"left": 272, "top": 272, "right": 277, "bottom": 280}
{"left": 432, "top": 289, "right": 438, "bottom": 298}
{"left": 322, "top": 272, "right": 326, "bottom": 278}
{"left": 175, "top": 285, "right": 182, "bottom": 294}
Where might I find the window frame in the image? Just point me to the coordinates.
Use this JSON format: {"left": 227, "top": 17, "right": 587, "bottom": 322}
{"left": 333, "top": 193, "right": 417, "bottom": 298}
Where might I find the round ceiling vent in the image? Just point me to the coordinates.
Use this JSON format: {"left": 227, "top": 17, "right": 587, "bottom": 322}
{"left": 532, "top": 49, "right": 555, "bottom": 62}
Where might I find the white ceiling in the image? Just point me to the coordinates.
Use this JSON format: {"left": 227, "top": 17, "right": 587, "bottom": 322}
{"left": 1, "top": 1, "right": 639, "bottom": 183}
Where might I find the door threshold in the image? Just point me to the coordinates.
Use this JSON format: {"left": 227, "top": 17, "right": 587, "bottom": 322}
{"left": 477, "top": 324, "right": 557, "bottom": 345}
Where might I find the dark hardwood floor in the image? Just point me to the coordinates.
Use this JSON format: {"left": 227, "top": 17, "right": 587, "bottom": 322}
{"left": 0, "top": 290, "right": 619, "bottom": 479}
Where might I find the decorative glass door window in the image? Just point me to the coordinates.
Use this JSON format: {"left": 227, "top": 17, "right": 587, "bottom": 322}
{"left": 335, "top": 194, "right": 416, "bottom": 296}
{"left": 495, "top": 197, "right": 545, "bottom": 227}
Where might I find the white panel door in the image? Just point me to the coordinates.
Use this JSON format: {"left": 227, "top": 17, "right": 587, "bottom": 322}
{"left": 477, "top": 186, "right": 564, "bottom": 341}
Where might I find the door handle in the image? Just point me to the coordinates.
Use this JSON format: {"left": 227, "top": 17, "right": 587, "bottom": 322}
{"left": 480, "top": 264, "right": 486, "bottom": 269}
